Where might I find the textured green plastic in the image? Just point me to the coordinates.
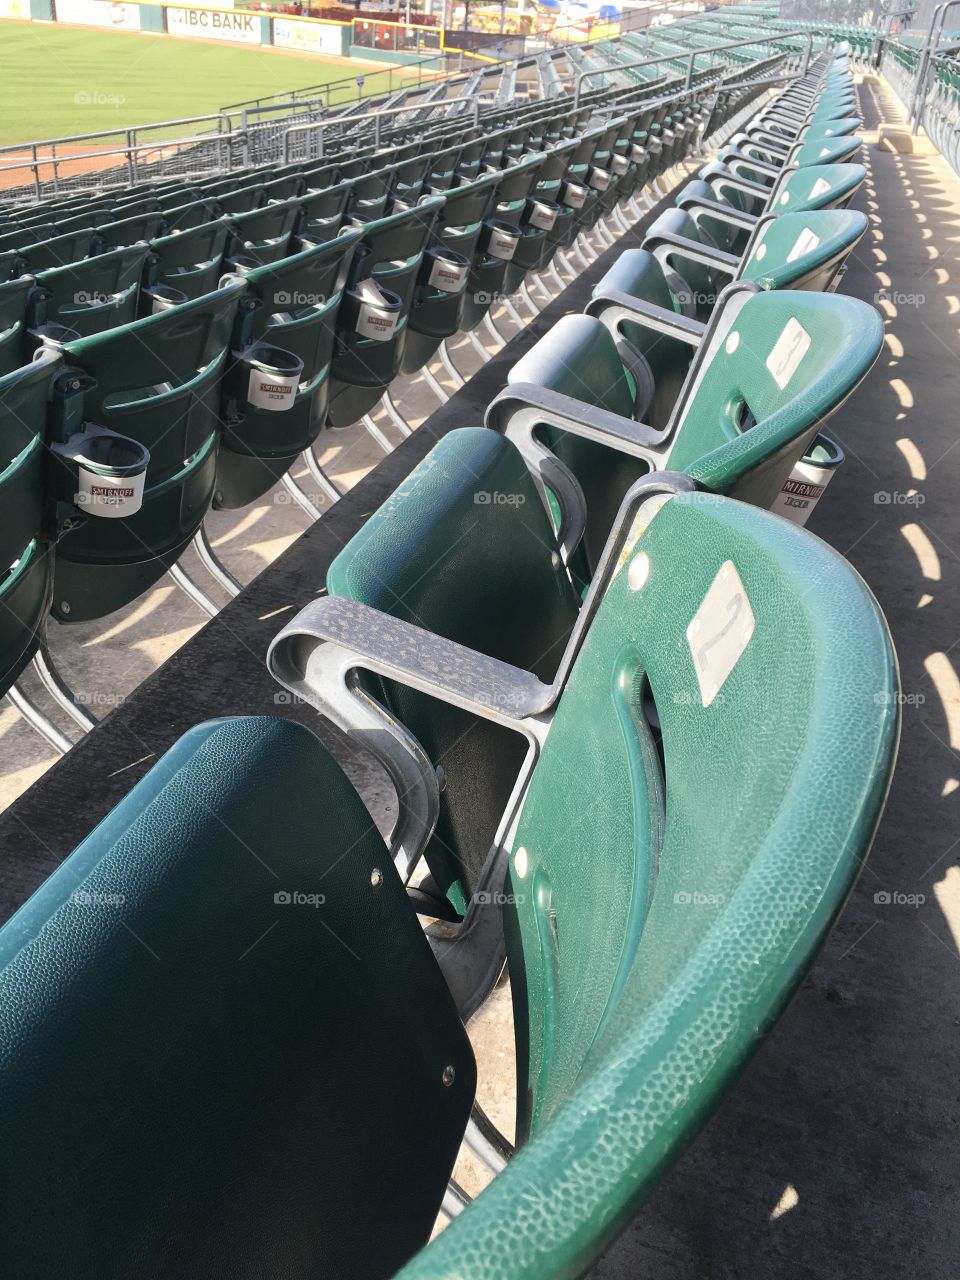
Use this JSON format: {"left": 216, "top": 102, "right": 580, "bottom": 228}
{"left": 328, "top": 428, "right": 579, "bottom": 906}
{"left": 507, "top": 312, "right": 650, "bottom": 576}
{"left": 0, "top": 355, "right": 56, "bottom": 696}
{"left": 740, "top": 209, "right": 868, "bottom": 291}
{"left": 52, "top": 278, "right": 246, "bottom": 622}
{"left": 0, "top": 716, "right": 475, "bottom": 1279}
{"left": 667, "top": 289, "right": 883, "bottom": 508}
{"left": 397, "top": 492, "right": 899, "bottom": 1280}
{"left": 0, "top": 276, "right": 33, "bottom": 376}
{"left": 36, "top": 244, "right": 151, "bottom": 337}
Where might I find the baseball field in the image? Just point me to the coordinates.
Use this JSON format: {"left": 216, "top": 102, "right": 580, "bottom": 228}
{"left": 0, "top": 20, "right": 413, "bottom": 145}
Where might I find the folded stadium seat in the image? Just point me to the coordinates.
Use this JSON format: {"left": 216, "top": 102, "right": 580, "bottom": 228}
{"left": 225, "top": 197, "right": 303, "bottom": 269}
{"left": 0, "top": 715, "right": 476, "bottom": 1280}
{"left": 295, "top": 179, "right": 352, "bottom": 245}
{"left": 9, "top": 227, "right": 100, "bottom": 274}
{"left": 30, "top": 244, "right": 151, "bottom": 338}
{"left": 209, "top": 183, "right": 267, "bottom": 217}
{"left": 0, "top": 351, "right": 58, "bottom": 698}
{"left": 459, "top": 154, "right": 546, "bottom": 333}
{"left": 48, "top": 277, "right": 247, "bottom": 623}
{"left": 326, "top": 197, "right": 445, "bottom": 430}
{"left": 95, "top": 208, "right": 166, "bottom": 250}
{"left": 215, "top": 226, "right": 363, "bottom": 509}
{"left": 259, "top": 172, "right": 308, "bottom": 202}
{"left": 488, "top": 288, "right": 883, "bottom": 576}
{"left": 158, "top": 196, "right": 223, "bottom": 232}
{"left": 400, "top": 169, "right": 504, "bottom": 375}
{"left": 677, "top": 162, "right": 867, "bottom": 257}
{"left": 270, "top": 491, "right": 898, "bottom": 1280}
{"left": 715, "top": 133, "right": 862, "bottom": 189}
{"left": 145, "top": 218, "right": 231, "bottom": 301}
{"left": 636, "top": 206, "right": 868, "bottom": 311}
{"left": 0, "top": 276, "right": 34, "bottom": 375}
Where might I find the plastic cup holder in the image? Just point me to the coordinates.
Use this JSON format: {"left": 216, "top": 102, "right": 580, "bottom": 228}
{"left": 482, "top": 219, "right": 521, "bottom": 263}
{"left": 145, "top": 284, "right": 188, "bottom": 314}
{"left": 29, "top": 323, "right": 81, "bottom": 352}
{"left": 346, "top": 278, "right": 403, "bottom": 343}
{"left": 525, "top": 198, "right": 561, "bottom": 232}
{"left": 240, "top": 342, "right": 304, "bottom": 413}
{"left": 771, "top": 432, "right": 844, "bottom": 526}
{"left": 52, "top": 426, "right": 151, "bottom": 519}
{"left": 561, "top": 181, "right": 588, "bottom": 210}
{"left": 425, "top": 247, "right": 471, "bottom": 294}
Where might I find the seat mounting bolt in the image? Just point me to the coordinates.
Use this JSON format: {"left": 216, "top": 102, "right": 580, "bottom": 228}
{"left": 370, "top": 868, "right": 383, "bottom": 888}
{"left": 442, "top": 1065, "right": 456, "bottom": 1087}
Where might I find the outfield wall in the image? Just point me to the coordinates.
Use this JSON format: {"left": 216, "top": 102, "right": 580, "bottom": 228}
{"left": 0, "top": 0, "right": 463, "bottom": 62}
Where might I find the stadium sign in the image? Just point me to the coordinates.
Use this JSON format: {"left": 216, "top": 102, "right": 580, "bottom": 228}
{"left": 167, "top": 6, "right": 262, "bottom": 43}
{"left": 273, "top": 17, "right": 344, "bottom": 56}
{"left": 54, "top": 0, "right": 142, "bottom": 29}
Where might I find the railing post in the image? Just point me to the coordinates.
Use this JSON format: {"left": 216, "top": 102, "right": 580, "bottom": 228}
{"left": 685, "top": 50, "right": 694, "bottom": 89}
{"left": 32, "top": 144, "right": 41, "bottom": 200}
{"left": 126, "top": 129, "right": 136, "bottom": 184}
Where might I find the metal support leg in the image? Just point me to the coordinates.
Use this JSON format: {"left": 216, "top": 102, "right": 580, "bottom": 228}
{"left": 549, "top": 259, "right": 568, "bottom": 292}
{"left": 463, "top": 1103, "right": 513, "bottom": 1175}
{"left": 362, "top": 413, "right": 398, "bottom": 455}
{"left": 469, "top": 328, "right": 491, "bottom": 361}
{"left": 421, "top": 362, "right": 450, "bottom": 404}
{"left": 441, "top": 1178, "right": 472, "bottom": 1219}
{"left": 383, "top": 391, "right": 414, "bottom": 437}
{"left": 519, "top": 281, "right": 540, "bottom": 316}
{"left": 281, "top": 471, "right": 324, "bottom": 521}
{"left": 501, "top": 295, "right": 527, "bottom": 330}
{"left": 193, "top": 524, "right": 242, "bottom": 598}
{"left": 302, "top": 448, "right": 344, "bottom": 503}
{"left": 483, "top": 312, "right": 506, "bottom": 348}
{"left": 168, "top": 562, "right": 220, "bottom": 618}
{"left": 5, "top": 686, "right": 74, "bottom": 755}
{"left": 438, "top": 340, "right": 465, "bottom": 388}
{"left": 32, "top": 645, "right": 97, "bottom": 732}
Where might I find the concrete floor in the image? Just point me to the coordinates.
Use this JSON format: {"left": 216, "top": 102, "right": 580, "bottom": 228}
{"left": 1, "top": 71, "right": 957, "bottom": 1278}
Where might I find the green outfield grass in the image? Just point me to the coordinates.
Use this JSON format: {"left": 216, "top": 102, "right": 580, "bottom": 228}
{"left": 0, "top": 21, "right": 419, "bottom": 146}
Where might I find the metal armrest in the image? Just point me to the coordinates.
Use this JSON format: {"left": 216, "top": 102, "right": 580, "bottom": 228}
{"left": 675, "top": 190, "right": 759, "bottom": 233}
{"left": 585, "top": 287, "right": 710, "bottom": 343}
{"left": 268, "top": 596, "right": 552, "bottom": 881}
{"left": 641, "top": 225, "right": 743, "bottom": 274}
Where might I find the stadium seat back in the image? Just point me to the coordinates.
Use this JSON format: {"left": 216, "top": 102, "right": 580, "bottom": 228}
{"left": 395, "top": 493, "right": 898, "bottom": 1280}
{"left": 50, "top": 278, "right": 247, "bottom": 622}
{"left": 35, "top": 244, "right": 151, "bottom": 337}
{"left": 327, "top": 427, "right": 579, "bottom": 909}
{"left": 0, "top": 351, "right": 58, "bottom": 695}
{"left": 0, "top": 716, "right": 475, "bottom": 1280}
{"left": 0, "top": 275, "right": 33, "bottom": 375}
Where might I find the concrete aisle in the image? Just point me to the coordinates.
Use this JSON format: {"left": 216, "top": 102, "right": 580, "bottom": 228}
{"left": 592, "top": 75, "right": 960, "bottom": 1280}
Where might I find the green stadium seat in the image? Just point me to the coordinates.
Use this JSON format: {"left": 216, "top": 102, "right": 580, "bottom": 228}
{"left": 0, "top": 716, "right": 476, "bottom": 1280}
{"left": 326, "top": 197, "right": 444, "bottom": 429}
{"left": 49, "top": 277, "right": 246, "bottom": 623}
{"left": 146, "top": 218, "right": 230, "bottom": 300}
{"left": 0, "top": 276, "right": 33, "bottom": 375}
{"left": 489, "top": 288, "right": 883, "bottom": 574}
{"left": 95, "top": 209, "right": 165, "bottom": 250}
{"left": 385, "top": 490, "right": 899, "bottom": 1279}
{"left": 226, "top": 196, "right": 303, "bottom": 268}
{"left": 0, "top": 351, "right": 57, "bottom": 698}
{"left": 215, "top": 227, "right": 362, "bottom": 509}
{"left": 31, "top": 244, "right": 151, "bottom": 338}
{"left": 15, "top": 227, "right": 101, "bottom": 273}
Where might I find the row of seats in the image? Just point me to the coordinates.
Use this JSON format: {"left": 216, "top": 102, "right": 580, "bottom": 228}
{"left": 0, "top": 43, "right": 902, "bottom": 1280}
{"left": 0, "top": 37, "right": 767, "bottom": 720}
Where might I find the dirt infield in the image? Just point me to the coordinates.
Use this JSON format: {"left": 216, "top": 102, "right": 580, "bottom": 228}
{"left": 0, "top": 144, "right": 133, "bottom": 195}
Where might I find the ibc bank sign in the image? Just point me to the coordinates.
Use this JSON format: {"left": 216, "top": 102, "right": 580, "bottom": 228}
{"left": 167, "top": 6, "right": 261, "bottom": 43}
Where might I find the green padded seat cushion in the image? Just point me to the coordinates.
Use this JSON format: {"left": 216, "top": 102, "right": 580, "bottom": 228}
{"left": 0, "top": 716, "right": 475, "bottom": 1280}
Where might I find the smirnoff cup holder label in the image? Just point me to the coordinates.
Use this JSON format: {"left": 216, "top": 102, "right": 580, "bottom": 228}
{"left": 482, "top": 219, "right": 521, "bottom": 262}
{"left": 52, "top": 426, "right": 151, "bottom": 520}
{"left": 241, "top": 342, "right": 304, "bottom": 413}
{"left": 348, "top": 278, "right": 403, "bottom": 343}
{"left": 771, "top": 433, "right": 844, "bottom": 526}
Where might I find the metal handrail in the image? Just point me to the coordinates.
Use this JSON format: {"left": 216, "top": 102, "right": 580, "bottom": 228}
{"left": 572, "top": 30, "right": 813, "bottom": 107}
{"left": 281, "top": 97, "right": 481, "bottom": 164}
{"left": 907, "top": 0, "right": 960, "bottom": 130}
{"left": 0, "top": 111, "right": 234, "bottom": 159}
